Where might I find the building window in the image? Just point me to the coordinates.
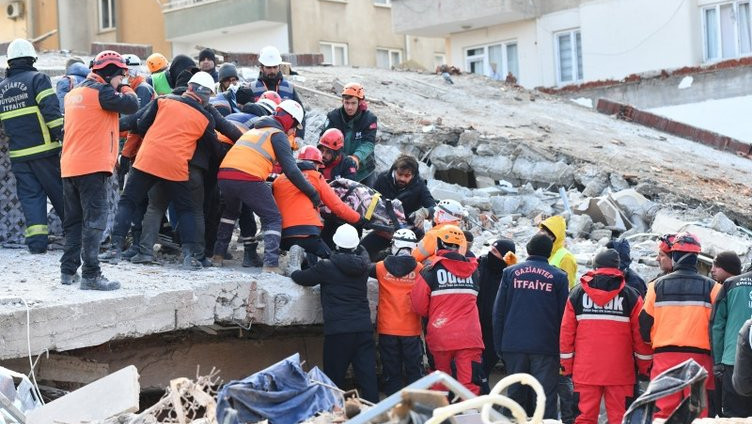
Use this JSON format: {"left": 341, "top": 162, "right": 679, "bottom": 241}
{"left": 555, "top": 29, "right": 583, "bottom": 84}
{"left": 376, "top": 48, "right": 402, "bottom": 69}
{"left": 702, "top": 1, "right": 752, "bottom": 61}
{"left": 463, "top": 41, "right": 519, "bottom": 81}
{"left": 99, "top": 0, "right": 116, "bottom": 31}
{"left": 320, "top": 42, "right": 349, "bottom": 66}
{"left": 374, "top": 0, "right": 391, "bottom": 5}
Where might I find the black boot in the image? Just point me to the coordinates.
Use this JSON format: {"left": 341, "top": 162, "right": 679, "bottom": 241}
{"left": 243, "top": 242, "right": 263, "bottom": 267}
{"left": 99, "top": 236, "right": 125, "bottom": 264}
{"left": 182, "top": 244, "right": 202, "bottom": 270}
{"left": 81, "top": 275, "right": 120, "bottom": 291}
{"left": 123, "top": 230, "right": 141, "bottom": 260}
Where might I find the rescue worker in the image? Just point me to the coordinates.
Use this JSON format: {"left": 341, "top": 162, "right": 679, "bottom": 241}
{"left": 317, "top": 128, "right": 357, "bottom": 182}
{"left": 322, "top": 82, "right": 378, "bottom": 186}
{"left": 209, "top": 63, "right": 241, "bottom": 116}
{"left": 710, "top": 252, "right": 752, "bottom": 417}
{"left": 560, "top": 249, "right": 652, "bottom": 424}
{"left": 145, "top": 53, "right": 171, "bottom": 95}
{"left": 240, "top": 46, "right": 305, "bottom": 139}
{"left": 655, "top": 233, "right": 676, "bottom": 277}
{"left": 99, "top": 72, "right": 241, "bottom": 269}
{"left": 365, "top": 154, "right": 436, "bottom": 258}
{"left": 369, "top": 229, "right": 424, "bottom": 395}
{"left": 412, "top": 199, "right": 467, "bottom": 264}
{"left": 733, "top": 318, "right": 752, "bottom": 396}
{"left": 272, "top": 145, "right": 362, "bottom": 268}
{"left": 122, "top": 54, "right": 155, "bottom": 109}
{"left": 211, "top": 100, "right": 320, "bottom": 273}
{"left": 55, "top": 57, "right": 88, "bottom": 111}
{"left": 493, "top": 233, "right": 569, "bottom": 419}
{"left": 167, "top": 55, "right": 200, "bottom": 90}
{"left": 217, "top": 63, "right": 239, "bottom": 93}
{"left": 477, "top": 238, "right": 517, "bottom": 380}
{"left": 607, "top": 238, "right": 647, "bottom": 297}
{"left": 290, "top": 224, "right": 378, "bottom": 403}
{"left": 59, "top": 50, "right": 139, "bottom": 290}
{"left": 0, "top": 38, "right": 65, "bottom": 254}
{"left": 411, "top": 225, "right": 483, "bottom": 394}
{"left": 639, "top": 232, "right": 721, "bottom": 419}
{"left": 198, "top": 48, "right": 218, "bottom": 82}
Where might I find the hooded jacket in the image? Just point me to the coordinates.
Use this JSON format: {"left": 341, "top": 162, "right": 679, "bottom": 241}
{"left": 711, "top": 271, "right": 752, "bottom": 365}
{"left": 540, "top": 216, "right": 577, "bottom": 288}
{"left": 291, "top": 246, "right": 373, "bottom": 335}
{"left": 411, "top": 251, "right": 482, "bottom": 352}
{"left": 56, "top": 62, "right": 89, "bottom": 111}
{"left": 477, "top": 244, "right": 514, "bottom": 357}
{"left": 373, "top": 167, "right": 436, "bottom": 217}
{"left": 493, "top": 256, "right": 569, "bottom": 356}
{"left": 608, "top": 238, "right": 647, "bottom": 297}
{"left": 560, "top": 268, "right": 652, "bottom": 385}
{"left": 272, "top": 160, "right": 360, "bottom": 238}
{"left": 370, "top": 254, "right": 423, "bottom": 336}
{"left": 167, "top": 55, "right": 198, "bottom": 89}
{"left": 322, "top": 106, "right": 377, "bottom": 183}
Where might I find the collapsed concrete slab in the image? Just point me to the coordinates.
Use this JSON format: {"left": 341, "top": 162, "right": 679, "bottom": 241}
{"left": 651, "top": 211, "right": 752, "bottom": 261}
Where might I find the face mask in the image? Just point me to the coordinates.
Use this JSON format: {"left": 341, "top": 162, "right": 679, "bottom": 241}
{"left": 228, "top": 82, "right": 240, "bottom": 93}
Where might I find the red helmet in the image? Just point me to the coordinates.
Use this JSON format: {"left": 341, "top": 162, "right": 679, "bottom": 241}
{"left": 298, "top": 145, "right": 323, "bottom": 164}
{"left": 669, "top": 232, "right": 702, "bottom": 253}
{"left": 342, "top": 82, "right": 365, "bottom": 99}
{"left": 259, "top": 90, "right": 282, "bottom": 105}
{"left": 92, "top": 50, "right": 128, "bottom": 71}
{"left": 317, "top": 128, "right": 344, "bottom": 151}
{"left": 658, "top": 233, "right": 676, "bottom": 254}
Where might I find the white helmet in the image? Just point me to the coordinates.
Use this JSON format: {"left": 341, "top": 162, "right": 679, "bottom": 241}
{"left": 122, "top": 54, "right": 141, "bottom": 66}
{"left": 188, "top": 71, "right": 216, "bottom": 94}
{"left": 392, "top": 229, "right": 417, "bottom": 255}
{"left": 258, "top": 46, "right": 282, "bottom": 67}
{"left": 434, "top": 199, "right": 467, "bottom": 224}
{"left": 276, "top": 99, "right": 304, "bottom": 128}
{"left": 7, "top": 39, "right": 37, "bottom": 61}
{"left": 257, "top": 98, "right": 277, "bottom": 115}
{"left": 333, "top": 224, "right": 360, "bottom": 250}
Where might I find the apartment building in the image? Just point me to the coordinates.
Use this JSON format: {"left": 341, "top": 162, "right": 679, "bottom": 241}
{"left": 391, "top": 0, "right": 751, "bottom": 88}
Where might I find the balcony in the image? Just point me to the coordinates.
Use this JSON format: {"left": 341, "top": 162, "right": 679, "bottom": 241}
{"left": 391, "top": 0, "right": 582, "bottom": 37}
{"left": 163, "top": 0, "right": 289, "bottom": 41}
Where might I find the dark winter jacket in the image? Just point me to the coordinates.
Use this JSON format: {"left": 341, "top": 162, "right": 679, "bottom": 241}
{"left": 711, "top": 271, "right": 752, "bottom": 365}
{"left": 607, "top": 238, "right": 647, "bottom": 297}
{"left": 493, "top": 256, "right": 569, "bottom": 356}
{"left": 291, "top": 246, "right": 373, "bottom": 335}
{"left": 560, "top": 268, "right": 652, "bottom": 385}
{"left": 477, "top": 248, "right": 513, "bottom": 358}
{"left": 372, "top": 167, "right": 436, "bottom": 217}
{"left": 321, "top": 154, "right": 357, "bottom": 182}
{"left": 733, "top": 318, "right": 752, "bottom": 396}
{"left": 167, "top": 55, "right": 198, "bottom": 89}
{"left": 323, "top": 106, "right": 378, "bottom": 183}
{"left": 411, "top": 251, "right": 482, "bottom": 352}
{"left": 56, "top": 62, "right": 89, "bottom": 111}
{"left": 0, "top": 64, "right": 63, "bottom": 162}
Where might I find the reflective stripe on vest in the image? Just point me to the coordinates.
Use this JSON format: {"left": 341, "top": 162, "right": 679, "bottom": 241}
{"left": 234, "top": 129, "right": 276, "bottom": 162}
{"left": 251, "top": 79, "right": 294, "bottom": 100}
{"left": 152, "top": 71, "right": 171, "bottom": 95}
{"left": 24, "top": 224, "right": 48, "bottom": 238}
{"left": 0, "top": 105, "right": 61, "bottom": 158}
{"left": 550, "top": 247, "right": 571, "bottom": 268}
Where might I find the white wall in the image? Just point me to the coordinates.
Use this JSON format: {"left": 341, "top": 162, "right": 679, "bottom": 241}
{"left": 171, "top": 24, "right": 289, "bottom": 58}
{"left": 579, "top": 0, "right": 700, "bottom": 82}
{"left": 536, "top": 8, "right": 581, "bottom": 86}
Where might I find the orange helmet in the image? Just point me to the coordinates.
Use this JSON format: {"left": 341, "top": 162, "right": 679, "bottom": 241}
{"left": 260, "top": 90, "right": 282, "bottom": 104}
{"left": 670, "top": 232, "right": 702, "bottom": 253}
{"left": 435, "top": 224, "right": 467, "bottom": 255}
{"left": 92, "top": 50, "right": 128, "bottom": 71}
{"left": 341, "top": 82, "right": 365, "bottom": 99}
{"left": 146, "top": 53, "right": 168, "bottom": 73}
{"left": 658, "top": 233, "right": 676, "bottom": 254}
{"left": 298, "top": 145, "right": 323, "bottom": 164}
{"left": 318, "top": 128, "right": 345, "bottom": 151}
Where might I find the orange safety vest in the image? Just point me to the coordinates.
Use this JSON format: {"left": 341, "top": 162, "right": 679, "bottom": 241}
{"left": 61, "top": 85, "right": 120, "bottom": 177}
{"left": 220, "top": 126, "right": 283, "bottom": 179}
{"left": 376, "top": 261, "right": 424, "bottom": 336}
{"left": 216, "top": 121, "right": 249, "bottom": 145}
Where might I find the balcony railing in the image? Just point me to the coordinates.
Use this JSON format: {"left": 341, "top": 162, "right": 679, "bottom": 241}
{"left": 162, "top": 0, "right": 222, "bottom": 12}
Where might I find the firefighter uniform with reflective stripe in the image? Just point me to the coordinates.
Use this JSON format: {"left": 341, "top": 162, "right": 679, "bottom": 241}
{"left": 0, "top": 62, "right": 65, "bottom": 251}
{"left": 639, "top": 263, "right": 721, "bottom": 418}
{"left": 560, "top": 267, "right": 652, "bottom": 424}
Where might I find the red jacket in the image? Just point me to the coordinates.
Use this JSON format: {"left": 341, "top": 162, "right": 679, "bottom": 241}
{"left": 560, "top": 268, "right": 653, "bottom": 385}
{"left": 411, "top": 251, "right": 482, "bottom": 352}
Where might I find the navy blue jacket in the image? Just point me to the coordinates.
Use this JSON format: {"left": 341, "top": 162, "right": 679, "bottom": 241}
{"left": 607, "top": 238, "right": 647, "bottom": 297}
{"left": 372, "top": 167, "right": 435, "bottom": 217}
{"left": 55, "top": 62, "right": 89, "bottom": 111}
{"left": 493, "top": 256, "right": 569, "bottom": 356}
{"left": 0, "top": 64, "right": 63, "bottom": 162}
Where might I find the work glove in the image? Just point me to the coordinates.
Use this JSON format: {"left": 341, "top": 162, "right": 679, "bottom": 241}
{"left": 409, "top": 207, "right": 430, "bottom": 228}
{"left": 503, "top": 251, "right": 518, "bottom": 266}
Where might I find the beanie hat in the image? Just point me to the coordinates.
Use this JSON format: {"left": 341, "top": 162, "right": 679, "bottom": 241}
{"left": 714, "top": 251, "right": 742, "bottom": 276}
{"left": 526, "top": 233, "right": 553, "bottom": 258}
{"left": 198, "top": 48, "right": 216, "bottom": 63}
{"left": 463, "top": 231, "right": 474, "bottom": 243}
{"left": 492, "top": 238, "right": 516, "bottom": 256}
{"left": 594, "top": 249, "right": 620, "bottom": 269}
{"left": 218, "top": 62, "right": 237, "bottom": 82}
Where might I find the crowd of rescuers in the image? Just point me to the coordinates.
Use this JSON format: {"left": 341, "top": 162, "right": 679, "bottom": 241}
{"left": 2, "top": 40, "right": 752, "bottom": 420}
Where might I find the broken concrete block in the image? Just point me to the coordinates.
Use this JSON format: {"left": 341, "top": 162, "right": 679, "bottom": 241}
{"left": 574, "top": 165, "right": 607, "bottom": 187}
{"left": 457, "top": 129, "right": 480, "bottom": 148}
{"left": 374, "top": 144, "right": 402, "bottom": 174}
{"left": 651, "top": 211, "right": 752, "bottom": 260}
{"left": 491, "top": 196, "right": 522, "bottom": 216}
{"left": 609, "top": 173, "right": 630, "bottom": 191}
{"left": 27, "top": 365, "right": 139, "bottom": 424}
{"left": 474, "top": 175, "right": 496, "bottom": 188}
{"left": 463, "top": 196, "right": 493, "bottom": 211}
{"left": 427, "top": 180, "right": 472, "bottom": 203}
{"left": 710, "top": 212, "right": 737, "bottom": 235}
{"left": 475, "top": 142, "right": 501, "bottom": 157}
{"left": 611, "top": 189, "right": 659, "bottom": 223}
{"left": 474, "top": 186, "right": 504, "bottom": 197}
{"left": 567, "top": 214, "right": 593, "bottom": 238}
{"left": 470, "top": 155, "right": 513, "bottom": 180}
{"left": 583, "top": 179, "right": 608, "bottom": 197}
{"left": 512, "top": 157, "right": 574, "bottom": 186}
{"left": 575, "top": 197, "right": 631, "bottom": 232}
{"left": 429, "top": 144, "right": 473, "bottom": 171}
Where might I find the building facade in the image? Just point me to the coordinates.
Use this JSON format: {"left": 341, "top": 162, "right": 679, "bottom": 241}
{"left": 392, "top": 0, "right": 750, "bottom": 88}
